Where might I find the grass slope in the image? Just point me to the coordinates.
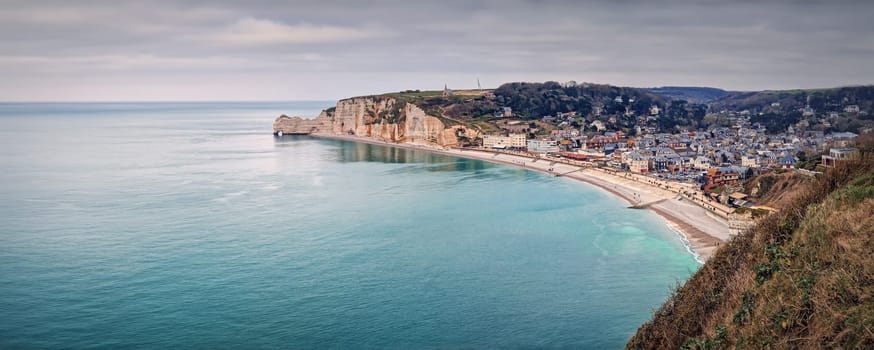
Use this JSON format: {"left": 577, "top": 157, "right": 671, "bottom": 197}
{"left": 628, "top": 140, "right": 874, "bottom": 349}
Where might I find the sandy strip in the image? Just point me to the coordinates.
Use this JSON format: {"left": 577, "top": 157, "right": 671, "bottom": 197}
{"left": 308, "top": 133, "right": 729, "bottom": 261}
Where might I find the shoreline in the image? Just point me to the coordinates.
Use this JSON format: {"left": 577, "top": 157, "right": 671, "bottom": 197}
{"left": 306, "top": 133, "right": 729, "bottom": 261}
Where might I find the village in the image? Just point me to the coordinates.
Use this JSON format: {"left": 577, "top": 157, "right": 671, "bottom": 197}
{"left": 476, "top": 99, "right": 866, "bottom": 213}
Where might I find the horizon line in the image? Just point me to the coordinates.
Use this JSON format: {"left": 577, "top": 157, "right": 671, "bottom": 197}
{"left": 3, "top": 83, "right": 874, "bottom": 104}
{"left": 0, "top": 99, "right": 339, "bottom": 104}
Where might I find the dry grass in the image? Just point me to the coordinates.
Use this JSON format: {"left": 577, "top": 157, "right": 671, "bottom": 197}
{"left": 627, "top": 144, "right": 874, "bottom": 349}
{"left": 745, "top": 171, "right": 815, "bottom": 210}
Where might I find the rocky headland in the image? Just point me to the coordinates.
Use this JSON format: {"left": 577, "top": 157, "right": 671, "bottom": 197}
{"left": 273, "top": 96, "right": 480, "bottom": 147}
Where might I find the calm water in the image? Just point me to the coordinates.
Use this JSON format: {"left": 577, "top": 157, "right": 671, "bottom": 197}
{"left": 0, "top": 102, "right": 698, "bottom": 349}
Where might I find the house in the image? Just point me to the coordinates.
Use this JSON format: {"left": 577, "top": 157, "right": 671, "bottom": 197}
{"left": 590, "top": 120, "right": 606, "bottom": 132}
{"left": 728, "top": 192, "right": 749, "bottom": 207}
{"left": 831, "top": 132, "right": 857, "bottom": 147}
{"left": 821, "top": 147, "right": 859, "bottom": 167}
{"left": 761, "top": 152, "right": 780, "bottom": 167}
{"left": 844, "top": 105, "right": 860, "bottom": 113}
{"left": 585, "top": 134, "right": 619, "bottom": 149}
{"left": 625, "top": 152, "right": 651, "bottom": 174}
{"left": 726, "top": 165, "right": 752, "bottom": 179}
{"left": 642, "top": 126, "right": 658, "bottom": 134}
{"left": 501, "top": 107, "right": 513, "bottom": 117}
{"left": 558, "top": 138, "right": 574, "bottom": 151}
{"left": 741, "top": 154, "right": 759, "bottom": 168}
{"left": 713, "top": 150, "right": 735, "bottom": 165}
{"left": 704, "top": 167, "right": 739, "bottom": 191}
{"left": 652, "top": 156, "right": 669, "bottom": 172}
{"left": 779, "top": 154, "right": 798, "bottom": 169}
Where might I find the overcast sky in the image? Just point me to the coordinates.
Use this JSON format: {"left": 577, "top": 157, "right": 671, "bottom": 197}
{"left": 2, "top": 0, "right": 873, "bottom": 101}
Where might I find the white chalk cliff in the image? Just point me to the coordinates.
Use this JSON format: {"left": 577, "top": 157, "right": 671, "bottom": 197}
{"left": 273, "top": 96, "right": 479, "bottom": 147}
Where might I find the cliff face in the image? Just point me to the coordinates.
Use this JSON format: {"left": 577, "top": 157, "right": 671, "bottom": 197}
{"left": 272, "top": 111, "right": 332, "bottom": 135}
{"left": 273, "top": 96, "right": 479, "bottom": 147}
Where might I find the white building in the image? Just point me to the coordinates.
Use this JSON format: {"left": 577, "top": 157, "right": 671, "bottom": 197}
{"left": 623, "top": 151, "right": 651, "bottom": 174}
{"left": 502, "top": 107, "right": 513, "bottom": 117}
{"left": 590, "top": 120, "right": 606, "bottom": 132}
{"left": 802, "top": 106, "right": 814, "bottom": 117}
{"left": 822, "top": 147, "right": 859, "bottom": 167}
{"left": 483, "top": 134, "right": 527, "bottom": 149}
{"left": 527, "top": 139, "right": 559, "bottom": 154}
{"left": 741, "top": 154, "right": 759, "bottom": 168}
{"left": 692, "top": 156, "right": 712, "bottom": 171}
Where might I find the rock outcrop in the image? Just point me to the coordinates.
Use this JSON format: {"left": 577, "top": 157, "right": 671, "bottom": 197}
{"left": 273, "top": 96, "right": 479, "bottom": 147}
{"left": 272, "top": 111, "right": 332, "bottom": 135}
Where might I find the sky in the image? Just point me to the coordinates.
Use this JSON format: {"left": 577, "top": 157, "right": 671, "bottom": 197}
{"left": 1, "top": 0, "right": 873, "bottom": 101}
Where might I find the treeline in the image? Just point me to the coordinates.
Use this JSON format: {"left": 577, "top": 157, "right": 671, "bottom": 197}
{"left": 645, "top": 86, "right": 730, "bottom": 103}
{"left": 492, "top": 81, "right": 667, "bottom": 119}
{"left": 711, "top": 86, "right": 874, "bottom": 115}
{"left": 708, "top": 86, "right": 874, "bottom": 133}
{"left": 660, "top": 99, "right": 709, "bottom": 130}
{"left": 386, "top": 82, "right": 874, "bottom": 134}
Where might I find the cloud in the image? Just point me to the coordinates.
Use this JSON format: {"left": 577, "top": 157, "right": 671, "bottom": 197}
{"left": 202, "top": 18, "right": 387, "bottom": 46}
{"left": 0, "top": 52, "right": 335, "bottom": 76}
{"left": 0, "top": 54, "right": 242, "bottom": 72}
{"left": 0, "top": 0, "right": 872, "bottom": 101}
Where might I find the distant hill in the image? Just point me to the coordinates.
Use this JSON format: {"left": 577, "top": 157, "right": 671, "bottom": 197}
{"left": 627, "top": 135, "right": 874, "bottom": 349}
{"left": 707, "top": 86, "right": 874, "bottom": 133}
{"left": 367, "top": 82, "right": 874, "bottom": 135}
{"left": 645, "top": 86, "right": 731, "bottom": 103}
{"left": 376, "top": 81, "right": 676, "bottom": 135}
{"left": 710, "top": 86, "right": 874, "bottom": 114}
{"left": 493, "top": 81, "right": 667, "bottom": 119}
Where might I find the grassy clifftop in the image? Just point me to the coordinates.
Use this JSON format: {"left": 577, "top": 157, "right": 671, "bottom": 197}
{"left": 628, "top": 139, "right": 874, "bottom": 349}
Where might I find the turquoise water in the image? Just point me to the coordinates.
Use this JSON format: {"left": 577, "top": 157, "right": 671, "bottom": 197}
{"left": 0, "top": 102, "right": 698, "bottom": 349}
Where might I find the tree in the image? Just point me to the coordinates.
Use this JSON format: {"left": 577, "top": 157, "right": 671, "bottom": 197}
{"left": 797, "top": 151, "right": 808, "bottom": 163}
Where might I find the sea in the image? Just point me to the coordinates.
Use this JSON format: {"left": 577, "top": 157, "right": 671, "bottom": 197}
{"left": 0, "top": 102, "right": 699, "bottom": 349}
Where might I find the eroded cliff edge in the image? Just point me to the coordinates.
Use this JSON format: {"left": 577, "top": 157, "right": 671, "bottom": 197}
{"left": 273, "top": 96, "right": 479, "bottom": 147}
